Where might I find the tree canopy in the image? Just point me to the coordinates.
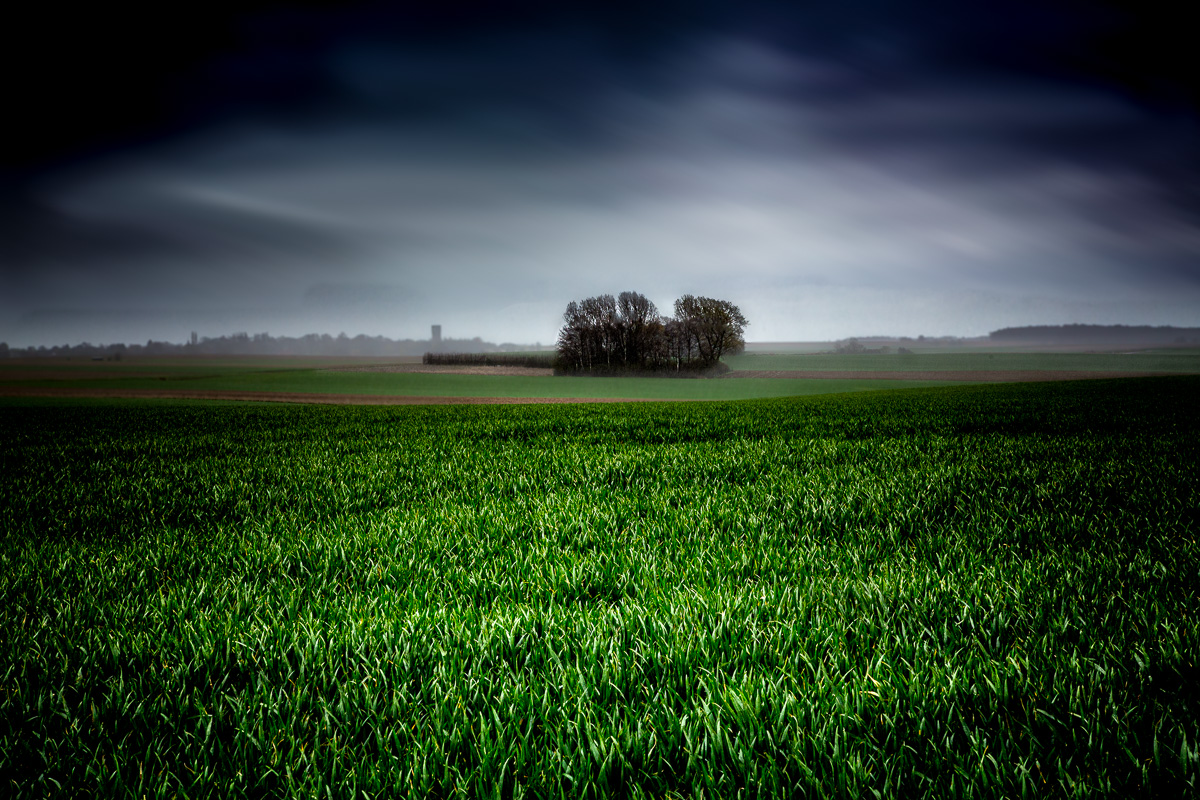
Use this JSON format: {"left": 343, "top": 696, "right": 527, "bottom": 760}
{"left": 557, "top": 291, "right": 747, "bottom": 373}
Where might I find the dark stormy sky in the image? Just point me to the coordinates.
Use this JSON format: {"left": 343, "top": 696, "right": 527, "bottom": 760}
{"left": 3, "top": 0, "right": 1197, "bottom": 346}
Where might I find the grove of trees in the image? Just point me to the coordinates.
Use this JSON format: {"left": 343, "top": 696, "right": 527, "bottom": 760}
{"left": 556, "top": 291, "right": 748, "bottom": 373}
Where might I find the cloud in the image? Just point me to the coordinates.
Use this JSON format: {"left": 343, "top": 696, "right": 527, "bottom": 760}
{"left": 3, "top": 25, "right": 1198, "bottom": 346}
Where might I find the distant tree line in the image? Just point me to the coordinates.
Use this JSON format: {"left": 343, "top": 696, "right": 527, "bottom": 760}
{"left": 557, "top": 292, "right": 748, "bottom": 374}
{"left": 0, "top": 332, "right": 549, "bottom": 359}
{"left": 422, "top": 352, "right": 557, "bottom": 368}
{"left": 834, "top": 337, "right": 895, "bottom": 355}
{"left": 990, "top": 324, "right": 1200, "bottom": 345}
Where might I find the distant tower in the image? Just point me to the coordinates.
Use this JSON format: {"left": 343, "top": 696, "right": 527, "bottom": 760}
{"left": 190, "top": 331, "right": 198, "bottom": 346}
{"left": 431, "top": 325, "right": 442, "bottom": 351}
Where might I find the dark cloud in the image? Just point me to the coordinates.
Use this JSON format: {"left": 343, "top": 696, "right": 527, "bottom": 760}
{"left": 7, "top": 1, "right": 1193, "bottom": 169}
{"left": 2, "top": 1, "right": 1198, "bottom": 346}
{"left": 2, "top": 180, "right": 355, "bottom": 271}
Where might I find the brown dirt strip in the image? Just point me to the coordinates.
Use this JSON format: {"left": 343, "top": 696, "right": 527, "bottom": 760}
{"left": 0, "top": 369, "right": 185, "bottom": 381}
{"left": 0, "top": 387, "right": 687, "bottom": 405}
{"left": 0, "top": 363, "right": 553, "bottom": 381}
{"left": 726, "top": 369, "right": 1177, "bottom": 381}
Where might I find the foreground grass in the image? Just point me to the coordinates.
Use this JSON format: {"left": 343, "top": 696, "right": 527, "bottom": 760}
{"left": 2, "top": 378, "right": 1198, "bottom": 798}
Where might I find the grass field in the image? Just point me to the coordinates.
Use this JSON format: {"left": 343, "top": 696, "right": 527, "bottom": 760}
{"left": 9, "top": 348, "right": 1200, "bottom": 403}
{"left": 0, "top": 356, "right": 415, "bottom": 378}
{"left": 723, "top": 350, "right": 1200, "bottom": 373}
{"left": 0, "top": 360, "right": 952, "bottom": 400}
{"left": 2, "top": 377, "right": 1198, "bottom": 798}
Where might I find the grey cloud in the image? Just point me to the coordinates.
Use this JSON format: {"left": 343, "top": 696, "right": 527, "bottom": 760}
{"left": 3, "top": 26, "right": 1198, "bottom": 347}
{"left": 302, "top": 283, "right": 414, "bottom": 309}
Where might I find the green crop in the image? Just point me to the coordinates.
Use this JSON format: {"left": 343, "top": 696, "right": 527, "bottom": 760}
{"left": 1, "top": 366, "right": 950, "bottom": 399}
{"left": 2, "top": 377, "right": 1198, "bottom": 798}
{"left": 723, "top": 350, "right": 1200, "bottom": 373}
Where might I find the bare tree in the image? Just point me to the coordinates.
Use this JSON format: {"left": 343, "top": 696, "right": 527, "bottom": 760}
{"left": 674, "top": 295, "right": 748, "bottom": 367}
{"left": 580, "top": 294, "right": 618, "bottom": 368}
{"left": 556, "top": 300, "right": 587, "bottom": 371}
{"left": 557, "top": 291, "right": 747, "bottom": 373}
{"left": 617, "top": 291, "right": 659, "bottom": 368}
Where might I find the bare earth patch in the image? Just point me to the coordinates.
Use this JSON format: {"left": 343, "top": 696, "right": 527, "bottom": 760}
{"left": 726, "top": 369, "right": 1175, "bottom": 381}
{"left": 0, "top": 369, "right": 185, "bottom": 381}
{"left": 0, "top": 387, "right": 681, "bottom": 404}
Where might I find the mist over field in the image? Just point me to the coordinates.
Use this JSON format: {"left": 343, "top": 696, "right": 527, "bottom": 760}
{"left": 3, "top": 1, "right": 1198, "bottom": 347}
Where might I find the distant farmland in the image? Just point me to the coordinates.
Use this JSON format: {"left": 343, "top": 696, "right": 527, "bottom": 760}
{"left": 2, "top": 349, "right": 1197, "bottom": 405}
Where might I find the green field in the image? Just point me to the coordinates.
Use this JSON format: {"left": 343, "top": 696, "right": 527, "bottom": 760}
{"left": 1, "top": 363, "right": 950, "bottom": 400}
{"left": 7, "top": 350, "right": 1199, "bottom": 405}
{"left": 724, "top": 350, "right": 1200, "bottom": 373}
{"left": 2, "top": 377, "right": 1198, "bottom": 797}
{"left": 0, "top": 356, "right": 407, "bottom": 378}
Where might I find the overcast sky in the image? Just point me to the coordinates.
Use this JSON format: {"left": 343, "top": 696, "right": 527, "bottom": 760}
{"left": 3, "top": 0, "right": 1197, "bottom": 346}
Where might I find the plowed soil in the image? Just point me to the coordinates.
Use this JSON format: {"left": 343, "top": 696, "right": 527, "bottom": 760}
{"left": 0, "top": 387, "right": 682, "bottom": 404}
{"left": 725, "top": 369, "right": 1172, "bottom": 382}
